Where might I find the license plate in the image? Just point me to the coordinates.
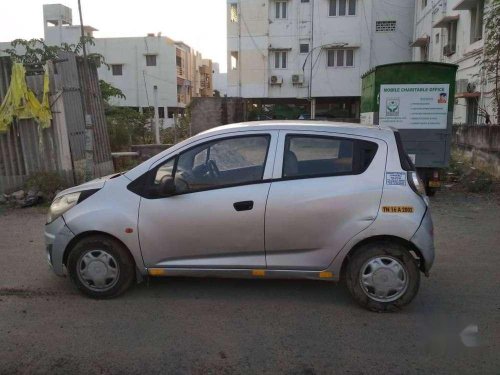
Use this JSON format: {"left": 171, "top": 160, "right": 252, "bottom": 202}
{"left": 428, "top": 181, "right": 441, "bottom": 188}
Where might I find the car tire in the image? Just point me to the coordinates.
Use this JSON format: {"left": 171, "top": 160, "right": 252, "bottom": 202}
{"left": 67, "top": 235, "right": 135, "bottom": 299}
{"left": 345, "top": 241, "right": 420, "bottom": 312}
{"left": 425, "top": 186, "right": 437, "bottom": 197}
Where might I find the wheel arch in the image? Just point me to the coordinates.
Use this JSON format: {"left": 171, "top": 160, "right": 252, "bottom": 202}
{"left": 339, "top": 235, "right": 426, "bottom": 280}
{"left": 63, "top": 231, "right": 142, "bottom": 281}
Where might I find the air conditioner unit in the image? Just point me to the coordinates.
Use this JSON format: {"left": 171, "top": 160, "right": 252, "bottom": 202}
{"left": 292, "top": 74, "right": 304, "bottom": 84}
{"left": 443, "top": 44, "right": 456, "bottom": 56}
{"left": 269, "top": 75, "right": 283, "bottom": 85}
{"left": 467, "top": 82, "right": 477, "bottom": 93}
{"left": 456, "top": 79, "right": 468, "bottom": 94}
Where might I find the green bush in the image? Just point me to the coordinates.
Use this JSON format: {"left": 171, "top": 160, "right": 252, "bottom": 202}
{"left": 24, "top": 172, "right": 67, "bottom": 198}
{"left": 106, "top": 107, "right": 152, "bottom": 151}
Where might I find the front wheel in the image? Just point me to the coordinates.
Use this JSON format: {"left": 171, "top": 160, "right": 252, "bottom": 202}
{"left": 345, "top": 242, "right": 420, "bottom": 312}
{"left": 67, "top": 235, "right": 135, "bottom": 299}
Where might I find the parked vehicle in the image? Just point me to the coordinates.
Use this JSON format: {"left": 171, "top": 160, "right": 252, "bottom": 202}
{"left": 297, "top": 114, "right": 329, "bottom": 121}
{"left": 45, "top": 121, "right": 434, "bottom": 312}
{"left": 361, "top": 62, "right": 458, "bottom": 196}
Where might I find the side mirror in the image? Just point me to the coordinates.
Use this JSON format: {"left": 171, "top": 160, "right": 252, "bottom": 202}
{"left": 158, "top": 176, "right": 176, "bottom": 197}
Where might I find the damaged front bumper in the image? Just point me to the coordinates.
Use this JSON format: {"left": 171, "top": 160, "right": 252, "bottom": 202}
{"left": 44, "top": 216, "right": 75, "bottom": 276}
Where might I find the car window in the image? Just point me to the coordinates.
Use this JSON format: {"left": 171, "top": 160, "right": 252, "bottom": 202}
{"left": 173, "top": 135, "right": 270, "bottom": 193}
{"left": 283, "top": 135, "right": 354, "bottom": 178}
{"left": 154, "top": 158, "right": 175, "bottom": 185}
{"left": 193, "top": 148, "right": 208, "bottom": 168}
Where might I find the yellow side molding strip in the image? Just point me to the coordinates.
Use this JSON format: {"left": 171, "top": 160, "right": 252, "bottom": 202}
{"left": 319, "top": 271, "right": 334, "bottom": 279}
{"left": 148, "top": 268, "right": 167, "bottom": 276}
{"left": 252, "top": 269, "right": 266, "bottom": 277}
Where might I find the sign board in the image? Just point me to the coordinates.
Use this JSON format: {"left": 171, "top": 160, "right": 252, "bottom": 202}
{"left": 360, "top": 112, "right": 374, "bottom": 125}
{"left": 379, "top": 84, "right": 449, "bottom": 129}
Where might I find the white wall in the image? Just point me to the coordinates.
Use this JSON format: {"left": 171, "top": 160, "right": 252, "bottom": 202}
{"left": 91, "top": 37, "right": 178, "bottom": 109}
{"left": 228, "top": 0, "right": 414, "bottom": 99}
{"left": 212, "top": 62, "right": 228, "bottom": 96}
{"left": 413, "top": 0, "right": 494, "bottom": 124}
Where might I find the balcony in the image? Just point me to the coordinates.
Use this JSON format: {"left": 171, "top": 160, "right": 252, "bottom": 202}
{"left": 176, "top": 65, "right": 184, "bottom": 78}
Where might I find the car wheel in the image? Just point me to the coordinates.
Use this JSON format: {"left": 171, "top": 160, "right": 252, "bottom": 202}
{"left": 67, "top": 235, "right": 135, "bottom": 299}
{"left": 345, "top": 241, "right": 420, "bottom": 312}
{"left": 425, "top": 186, "right": 437, "bottom": 197}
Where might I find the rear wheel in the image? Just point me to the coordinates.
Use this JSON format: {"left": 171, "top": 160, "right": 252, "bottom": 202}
{"left": 345, "top": 241, "right": 420, "bottom": 312}
{"left": 67, "top": 235, "right": 135, "bottom": 299}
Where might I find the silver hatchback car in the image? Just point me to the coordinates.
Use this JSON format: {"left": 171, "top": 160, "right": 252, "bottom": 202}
{"left": 45, "top": 121, "right": 434, "bottom": 311}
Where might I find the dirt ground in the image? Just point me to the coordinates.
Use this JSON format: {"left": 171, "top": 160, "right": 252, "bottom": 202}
{"left": 0, "top": 190, "right": 499, "bottom": 374}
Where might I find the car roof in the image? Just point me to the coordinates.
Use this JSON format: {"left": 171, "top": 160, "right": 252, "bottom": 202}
{"left": 198, "top": 120, "right": 395, "bottom": 140}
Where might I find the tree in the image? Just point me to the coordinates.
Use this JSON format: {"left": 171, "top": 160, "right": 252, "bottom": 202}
{"left": 99, "top": 80, "right": 126, "bottom": 103}
{"left": 2, "top": 37, "right": 105, "bottom": 67}
{"left": 161, "top": 107, "right": 191, "bottom": 145}
{"left": 106, "top": 107, "right": 152, "bottom": 151}
{"left": 479, "top": 0, "right": 500, "bottom": 123}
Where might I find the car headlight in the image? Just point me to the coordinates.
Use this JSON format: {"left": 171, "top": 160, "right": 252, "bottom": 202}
{"left": 46, "top": 192, "right": 81, "bottom": 224}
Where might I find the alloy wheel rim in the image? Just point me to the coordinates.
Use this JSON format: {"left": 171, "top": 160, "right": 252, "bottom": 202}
{"left": 359, "top": 256, "right": 409, "bottom": 302}
{"left": 77, "top": 250, "right": 120, "bottom": 292}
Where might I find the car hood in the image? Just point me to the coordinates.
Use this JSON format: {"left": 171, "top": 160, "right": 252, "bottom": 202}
{"left": 54, "top": 173, "right": 123, "bottom": 199}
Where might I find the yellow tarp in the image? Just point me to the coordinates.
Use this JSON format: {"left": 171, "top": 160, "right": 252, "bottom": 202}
{"left": 0, "top": 62, "right": 52, "bottom": 132}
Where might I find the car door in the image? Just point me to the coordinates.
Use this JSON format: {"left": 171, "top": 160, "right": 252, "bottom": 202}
{"left": 138, "top": 132, "right": 277, "bottom": 269}
{"left": 265, "top": 131, "right": 387, "bottom": 270}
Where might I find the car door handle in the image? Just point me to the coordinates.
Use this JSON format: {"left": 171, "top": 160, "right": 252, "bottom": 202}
{"left": 233, "top": 201, "right": 254, "bottom": 211}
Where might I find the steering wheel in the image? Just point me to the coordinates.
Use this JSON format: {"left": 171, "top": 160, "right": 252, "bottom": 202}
{"left": 207, "top": 160, "right": 220, "bottom": 178}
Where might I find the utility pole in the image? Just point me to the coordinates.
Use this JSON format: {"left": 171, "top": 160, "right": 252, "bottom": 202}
{"left": 174, "top": 108, "right": 179, "bottom": 144}
{"left": 77, "top": 0, "right": 94, "bottom": 181}
{"left": 153, "top": 85, "right": 161, "bottom": 144}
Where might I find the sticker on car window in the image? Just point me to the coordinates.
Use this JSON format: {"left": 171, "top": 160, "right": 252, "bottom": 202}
{"left": 386, "top": 172, "right": 406, "bottom": 186}
{"left": 382, "top": 206, "right": 414, "bottom": 213}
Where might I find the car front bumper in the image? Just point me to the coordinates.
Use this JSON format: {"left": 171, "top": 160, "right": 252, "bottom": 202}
{"left": 44, "top": 217, "right": 75, "bottom": 276}
{"left": 410, "top": 207, "right": 435, "bottom": 274}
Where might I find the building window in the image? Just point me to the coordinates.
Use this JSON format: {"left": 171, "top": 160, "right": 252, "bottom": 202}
{"left": 299, "top": 43, "right": 309, "bottom": 54}
{"left": 420, "top": 45, "right": 429, "bottom": 61}
{"left": 158, "top": 107, "right": 165, "bottom": 119}
{"left": 346, "top": 49, "right": 354, "bottom": 66}
{"left": 274, "top": 51, "right": 288, "bottom": 69}
{"left": 435, "top": 33, "right": 440, "bottom": 43}
{"left": 470, "top": 0, "right": 484, "bottom": 43}
{"left": 376, "top": 20, "right": 396, "bottom": 32}
{"left": 422, "top": 0, "right": 427, "bottom": 9}
{"left": 466, "top": 98, "right": 478, "bottom": 124}
{"left": 444, "top": 21, "right": 457, "bottom": 56}
{"left": 231, "top": 51, "right": 239, "bottom": 70}
{"left": 327, "top": 49, "right": 354, "bottom": 67}
{"left": 111, "top": 64, "right": 123, "bottom": 76}
{"left": 329, "top": 0, "right": 356, "bottom": 16}
{"left": 146, "top": 55, "right": 157, "bottom": 67}
{"left": 230, "top": 3, "right": 238, "bottom": 22}
{"left": 301, "top": 0, "right": 310, "bottom": 2}
{"left": 275, "top": 1, "right": 287, "bottom": 19}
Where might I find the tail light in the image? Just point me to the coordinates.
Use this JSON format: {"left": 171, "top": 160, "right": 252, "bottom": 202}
{"left": 408, "top": 171, "right": 426, "bottom": 197}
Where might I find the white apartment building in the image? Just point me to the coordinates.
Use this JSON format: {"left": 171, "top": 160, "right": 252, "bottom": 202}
{"left": 0, "top": 4, "right": 217, "bottom": 126}
{"left": 227, "top": 0, "right": 415, "bottom": 120}
{"left": 213, "top": 62, "right": 229, "bottom": 96}
{"left": 412, "top": 0, "right": 493, "bottom": 124}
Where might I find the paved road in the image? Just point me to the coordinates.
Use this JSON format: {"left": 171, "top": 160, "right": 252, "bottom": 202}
{"left": 0, "top": 191, "right": 499, "bottom": 374}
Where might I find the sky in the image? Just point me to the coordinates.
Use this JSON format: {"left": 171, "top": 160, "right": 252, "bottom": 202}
{"left": 0, "top": 0, "right": 228, "bottom": 72}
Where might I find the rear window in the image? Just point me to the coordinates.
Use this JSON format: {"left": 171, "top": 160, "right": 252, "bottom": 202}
{"left": 282, "top": 135, "right": 378, "bottom": 179}
{"left": 394, "top": 131, "right": 415, "bottom": 171}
